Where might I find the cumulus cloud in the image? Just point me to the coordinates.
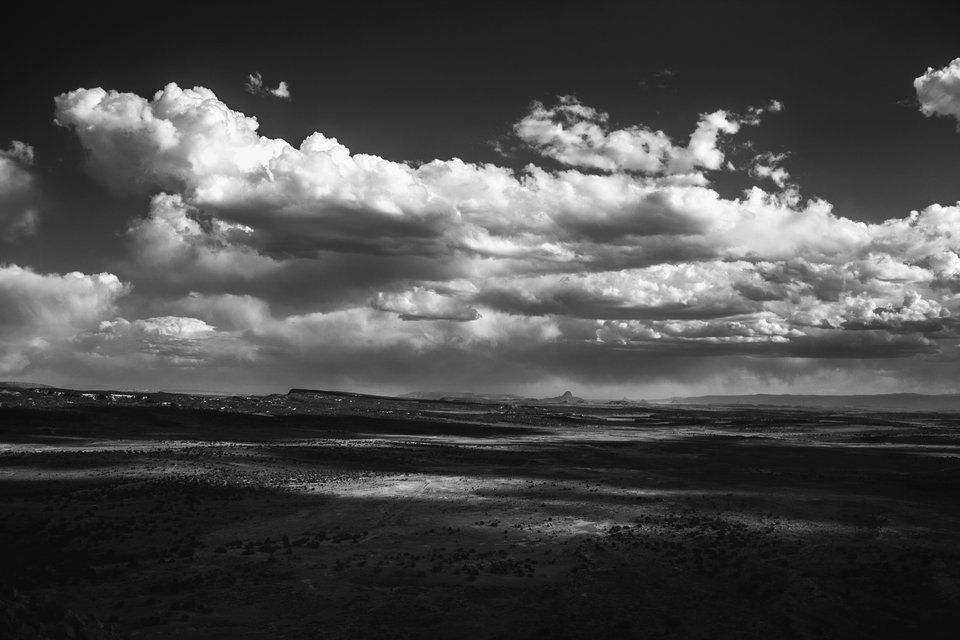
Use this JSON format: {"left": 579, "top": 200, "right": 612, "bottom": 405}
{"left": 512, "top": 96, "right": 746, "bottom": 174}
{"left": 750, "top": 152, "right": 791, "bottom": 189}
{"left": 915, "top": 58, "right": 960, "bottom": 123}
{"left": 56, "top": 312, "right": 262, "bottom": 389}
{"left": 0, "top": 265, "right": 127, "bottom": 327}
{"left": 54, "top": 84, "right": 458, "bottom": 255}
{"left": 54, "top": 84, "right": 284, "bottom": 195}
{"left": 126, "top": 192, "right": 279, "bottom": 288}
{"left": 53, "top": 85, "right": 820, "bottom": 268}
{"left": 111, "top": 316, "right": 216, "bottom": 339}
{"left": 245, "top": 72, "right": 291, "bottom": 99}
{"left": 35, "top": 81, "right": 960, "bottom": 393}
{"left": 76, "top": 316, "right": 222, "bottom": 361}
{"left": 0, "top": 141, "right": 39, "bottom": 239}
{"left": 0, "top": 264, "right": 129, "bottom": 375}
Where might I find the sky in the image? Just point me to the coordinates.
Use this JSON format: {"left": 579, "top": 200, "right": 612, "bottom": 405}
{"left": 2, "top": 2, "right": 960, "bottom": 397}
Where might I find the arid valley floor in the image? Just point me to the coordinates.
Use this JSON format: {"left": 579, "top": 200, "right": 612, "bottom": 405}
{"left": 1, "top": 387, "right": 959, "bottom": 639}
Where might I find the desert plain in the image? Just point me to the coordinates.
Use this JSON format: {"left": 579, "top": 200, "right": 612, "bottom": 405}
{"left": 1, "top": 386, "right": 959, "bottom": 639}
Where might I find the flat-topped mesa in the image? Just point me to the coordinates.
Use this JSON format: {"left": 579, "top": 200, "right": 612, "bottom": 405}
{"left": 540, "top": 390, "right": 586, "bottom": 404}
{"left": 286, "top": 388, "right": 398, "bottom": 400}
{"left": 400, "top": 391, "right": 533, "bottom": 403}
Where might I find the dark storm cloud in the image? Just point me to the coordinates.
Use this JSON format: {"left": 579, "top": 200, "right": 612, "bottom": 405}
{"left": 553, "top": 189, "right": 721, "bottom": 240}
{"left": 783, "top": 330, "right": 939, "bottom": 359}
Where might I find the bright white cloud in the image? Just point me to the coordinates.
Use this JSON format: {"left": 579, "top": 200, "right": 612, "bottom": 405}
{"left": 34, "top": 81, "right": 960, "bottom": 393}
{"left": 0, "top": 265, "right": 129, "bottom": 375}
{"left": 512, "top": 96, "right": 747, "bottom": 174}
{"left": 82, "top": 316, "right": 216, "bottom": 353}
{"left": 53, "top": 85, "right": 836, "bottom": 271}
{"left": 55, "top": 84, "right": 289, "bottom": 195}
{"left": 270, "top": 81, "right": 291, "bottom": 100}
{"left": 0, "top": 265, "right": 127, "bottom": 327}
{"left": 750, "top": 152, "right": 791, "bottom": 188}
{"left": 915, "top": 58, "right": 960, "bottom": 123}
{"left": 71, "top": 314, "right": 260, "bottom": 375}
{"left": 52, "top": 85, "right": 839, "bottom": 266}
{"left": 596, "top": 312, "right": 803, "bottom": 347}
{"left": 111, "top": 315, "right": 216, "bottom": 339}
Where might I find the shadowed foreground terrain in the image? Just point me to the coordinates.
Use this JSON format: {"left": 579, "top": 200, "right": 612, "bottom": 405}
{"left": 1, "top": 389, "right": 959, "bottom": 639}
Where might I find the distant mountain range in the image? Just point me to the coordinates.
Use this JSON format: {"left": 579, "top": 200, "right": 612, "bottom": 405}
{"left": 657, "top": 394, "right": 960, "bottom": 411}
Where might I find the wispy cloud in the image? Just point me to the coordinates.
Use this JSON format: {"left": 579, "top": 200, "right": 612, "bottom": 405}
{"left": 245, "top": 72, "right": 291, "bottom": 100}
{"left": 639, "top": 68, "right": 676, "bottom": 89}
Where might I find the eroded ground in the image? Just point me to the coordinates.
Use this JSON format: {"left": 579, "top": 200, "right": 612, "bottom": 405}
{"left": 1, "top": 396, "right": 959, "bottom": 638}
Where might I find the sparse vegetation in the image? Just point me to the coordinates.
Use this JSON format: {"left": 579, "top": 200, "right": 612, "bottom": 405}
{"left": 1, "top": 388, "right": 959, "bottom": 638}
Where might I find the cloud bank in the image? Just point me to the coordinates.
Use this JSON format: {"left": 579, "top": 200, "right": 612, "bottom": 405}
{"left": 2, "top": 73, "right": 958, "bottom": 395}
